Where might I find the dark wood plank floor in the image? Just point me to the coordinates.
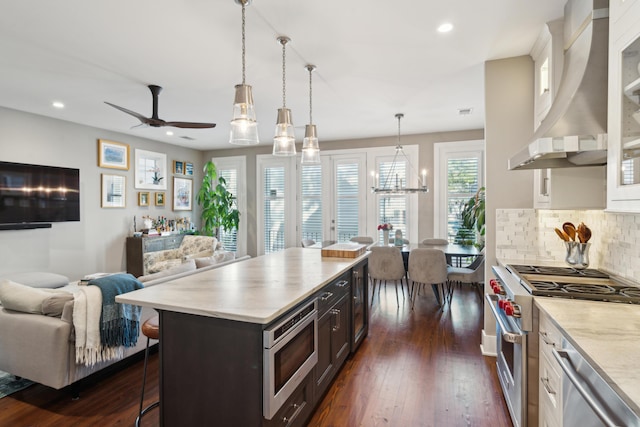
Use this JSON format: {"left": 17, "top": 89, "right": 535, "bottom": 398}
{"left": 0, "top": 283, "right": 512, "bottom": 427}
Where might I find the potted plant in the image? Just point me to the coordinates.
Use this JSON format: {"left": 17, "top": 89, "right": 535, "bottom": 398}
{"left": 459, "top": 187, "right": 485, "bottom": 249}
{"left": 196, "top": 161, "right": 240, "bottom": 239}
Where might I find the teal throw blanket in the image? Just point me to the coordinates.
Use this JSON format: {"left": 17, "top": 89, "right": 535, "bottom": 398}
{"left": 88, "top": 273, "right": 144, "bottom": 348}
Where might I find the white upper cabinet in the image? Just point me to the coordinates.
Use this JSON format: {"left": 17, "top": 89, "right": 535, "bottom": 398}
{"left": 607, "top": 0, "right": 640, "bottom": 211}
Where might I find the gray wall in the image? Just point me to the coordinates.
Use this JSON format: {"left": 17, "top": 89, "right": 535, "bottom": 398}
{"left": 0, "top": 107, "right": 204, "bottom": 281}
{"left": 484, "top": 56, "right": 535, "bottom": 339}
{"left": 203, "top": 129, "right": 485, "bottom": 257}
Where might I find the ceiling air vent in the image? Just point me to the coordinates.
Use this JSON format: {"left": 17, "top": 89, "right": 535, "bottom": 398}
{"left": 457, "top": 108, "right": 473, "bottom": 116}
{"left": 180, "top": 136, "right": 196, "bottom": 140}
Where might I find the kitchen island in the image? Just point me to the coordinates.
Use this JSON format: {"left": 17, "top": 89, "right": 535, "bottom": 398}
{"left": 117, "top": 247, "right": 369, "bottom": 426}
{"left": 535, "top": 298, "right": 640, "bottom": 417}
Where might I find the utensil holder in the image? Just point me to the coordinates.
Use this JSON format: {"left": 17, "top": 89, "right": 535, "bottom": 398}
{"left": 564, "top": 242, "right": 590, "bottom": 269}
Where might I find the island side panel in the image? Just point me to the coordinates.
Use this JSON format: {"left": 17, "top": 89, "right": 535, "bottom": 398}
{"left": 160, "top": 310, "right": 264, "bottom": 427}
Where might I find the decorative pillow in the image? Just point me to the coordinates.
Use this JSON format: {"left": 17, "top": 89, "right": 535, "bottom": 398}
{"left": 194, "top": 252, "right": 235, "bottom": 269}
{"left": 0, "top": 272, "right": 69, "bottom": 289}
{"left": 41, "top": 293, "right": 75, "bottom": 317}
{"left": 146, "top": 258, "right": 183, "bottom": 274}
{"left": 194, "top": 256, "right": 218, "bottom": 269}
{"left": 0, "top": 279, "right": 71, "bottom": 314}
{"left": 138, "top": 259, "right": 197, "bottom": 283}
{"left": 183, "top": 250, "right": 214, "bottom": 261}
{"left": 214, "top": 251, "right": 236, "bottom": 263}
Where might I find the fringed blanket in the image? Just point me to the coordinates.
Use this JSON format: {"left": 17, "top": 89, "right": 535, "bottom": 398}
{"left": 73, "top": 273, "right": 143, "bottom": 366}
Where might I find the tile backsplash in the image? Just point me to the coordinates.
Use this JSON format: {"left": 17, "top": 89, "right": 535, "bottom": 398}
{"left": 496, "top": 209, "right": 640, "bottom": 282}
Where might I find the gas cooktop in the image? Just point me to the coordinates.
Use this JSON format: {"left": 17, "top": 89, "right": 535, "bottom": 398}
{"left": 505, "top": 264, "right": 640, "bottom": 304}
{"left": 507, "top": 264, "right": 609, "bottom": 279}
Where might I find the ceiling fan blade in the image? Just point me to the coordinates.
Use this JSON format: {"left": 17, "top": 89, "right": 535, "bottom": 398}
{"left": 164, "top": 121, "right": 217, "bottom": 129}
{"left": 104, "top": 102, "right": 150, "bottom": 124}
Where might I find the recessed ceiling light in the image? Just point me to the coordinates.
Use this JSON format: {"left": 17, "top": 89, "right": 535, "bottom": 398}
{"left": 166, "top": 131, "right": 174, "bottom": 136}
{"left": 437, "top": 22, "right": 453, "bottom": 33}
{"left": 52, "top": 101, "right": 65, "bottom": 109}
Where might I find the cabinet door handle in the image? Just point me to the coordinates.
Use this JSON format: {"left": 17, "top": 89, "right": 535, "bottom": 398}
{"left": 541, "top": 376, "right": 556, "bottom": 397}
{"left": 331, "top": 308, "right": 341, "bottom": 331}
{"left": 321, "top": 292, "right": 333, "bottom": 301}
{"left": 336, "top": 280, "right": 349, "bottom": 288}
{"left": 539, "top": 331, "right": 555, "bottom": 347}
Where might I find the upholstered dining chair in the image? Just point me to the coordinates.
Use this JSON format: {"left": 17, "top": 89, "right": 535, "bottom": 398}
{"left": 407, "top": 248, "right": 450, "bottom": 309}
{"left": 447, "top": 252, "right": 485, "bottom": 298}
{"left": 368, "top": 246, "right": 407, "bottom": 307}
{"left": 421, "top": 238, "right": 449, "bottom": 245}
{"left": 301, "top": 239, "right": 316, "bottom": 248}
{"left": 350, "top": 236, "right": 374, "bottom": 244}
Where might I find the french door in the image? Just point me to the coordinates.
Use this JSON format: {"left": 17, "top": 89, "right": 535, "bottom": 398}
{"left": 299, "top": 153, "right": 367, "bottom": 245}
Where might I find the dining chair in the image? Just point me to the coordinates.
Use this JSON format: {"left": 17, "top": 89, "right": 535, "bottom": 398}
{"left": 421, "top": 238, "right": 448, "bottom": 245}
{"left": 368, "top": 246, "right": 407, "bottom": 307}
{"left": 350, "top": 236, "right": 374, "bottom": 244}
{"left": 407, "top": 248, "right": 450, "bottom": 309}
{"left": 447, "top": 253, "right": 485, "bottom": 298}
{"left": 300, "top": 239, "right": 316, "bottom": 248}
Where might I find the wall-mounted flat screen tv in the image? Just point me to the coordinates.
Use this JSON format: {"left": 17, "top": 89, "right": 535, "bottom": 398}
{"left": 0, "top": 161, "right": 80, "bottom": 225}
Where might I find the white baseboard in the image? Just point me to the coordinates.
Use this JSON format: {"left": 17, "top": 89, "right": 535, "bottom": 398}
{"left": 481, "top": 329, "right": 497, "bottom": 356}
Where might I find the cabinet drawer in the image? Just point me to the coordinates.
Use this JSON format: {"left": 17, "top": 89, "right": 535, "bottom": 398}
{"left": 264, "top": 375, "right": 313, "bottom": 427}
{"left": 164, "top": 235, "right": 183, "bottom": 249}
{"left": 539, "top": 312, "right": 562, "bottom": 362}
{"left": 539, "top": 347, "right": 562, "bottom": 426}
{"left": 317, "top": 273, "right": 350, "bottom": 316}
{"left": 143, "top": 238, "right": 166, "bottom": 252}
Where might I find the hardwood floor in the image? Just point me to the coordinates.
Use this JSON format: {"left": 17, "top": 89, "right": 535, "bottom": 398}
{"left": 0, "top": 284, "right": 512, "bottom": 427}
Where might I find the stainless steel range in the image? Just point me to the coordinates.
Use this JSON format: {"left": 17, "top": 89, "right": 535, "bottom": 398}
{"left": 487, "top": 263, "right": 640, "bottom": 427}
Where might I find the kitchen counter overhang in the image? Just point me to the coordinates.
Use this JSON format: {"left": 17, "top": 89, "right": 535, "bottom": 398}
{"left": 116, "top": 247, "right": 369, "bottom": 324}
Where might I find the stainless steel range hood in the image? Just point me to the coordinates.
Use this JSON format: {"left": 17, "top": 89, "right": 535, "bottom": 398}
{"left": 508, "top": 0, "right": 609, "bottom": 170}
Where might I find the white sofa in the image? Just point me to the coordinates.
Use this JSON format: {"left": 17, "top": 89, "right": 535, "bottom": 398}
{"left": 0, "top": 254, "right": 250, "bottom": 391}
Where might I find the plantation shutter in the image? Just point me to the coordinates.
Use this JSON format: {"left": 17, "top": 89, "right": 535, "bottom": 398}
{"left": 301, "top": 164, "right": 323, "bottom": 242}
{"left": 377, "top": 159, "right": 408, "bottom": 241}
{"left": 263, "top": 165, "right": 286, "bottom": 254}
{"left": 335, "top": 162, "right": 359, "bottom": 242}
{"left": 447, "top": 156, "right": 479, "bottom": 242}
{"left": 217, "top": 168, "right": 238, "bottom": 252}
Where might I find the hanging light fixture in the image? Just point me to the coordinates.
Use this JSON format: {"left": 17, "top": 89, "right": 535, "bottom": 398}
{"left": 301, "top": 64, "right": 320, "bottom": 164}
{"left": 273, "top": 36, "right": 296, "bottom": 156}
{"left": 371, "top": 113, "right": 429, "bottom": 194}
{"left": 229, "top": 0, "right": 259, "bottom": 145}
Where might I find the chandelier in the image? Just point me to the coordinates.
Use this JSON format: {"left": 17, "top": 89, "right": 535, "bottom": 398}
{"left": 371, "top": 113, "right": 429, "bottom": 194}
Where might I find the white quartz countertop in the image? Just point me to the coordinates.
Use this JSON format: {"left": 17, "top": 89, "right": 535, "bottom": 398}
{"left": 535, "top": 298, "right": 640, "bottom": 415}
{"left": 116, "top": 247, "right": 367, "bottom": 325}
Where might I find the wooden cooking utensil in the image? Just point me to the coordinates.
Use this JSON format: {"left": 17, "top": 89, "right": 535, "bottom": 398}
{"left": 562, "top": 222, "right": 576, "bottom": 241}
{"left": 555, "top": 227, "right": 569, "bottom": 241}
{"left": 578, "top": 223, "right": 592, "bottom": 243}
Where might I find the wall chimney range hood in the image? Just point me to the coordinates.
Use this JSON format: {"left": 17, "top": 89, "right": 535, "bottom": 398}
{"left": 508, "top": 0, "right": 609, "bottom": 170}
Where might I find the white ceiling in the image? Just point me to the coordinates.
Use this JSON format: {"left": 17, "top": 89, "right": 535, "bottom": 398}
{"left": 0, "top": 0, "right": 565, "bottom": 150}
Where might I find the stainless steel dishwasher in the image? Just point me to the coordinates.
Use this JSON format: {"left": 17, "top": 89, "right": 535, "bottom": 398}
{"left": 553, "top": 339, "right": 640, "bottom": 427}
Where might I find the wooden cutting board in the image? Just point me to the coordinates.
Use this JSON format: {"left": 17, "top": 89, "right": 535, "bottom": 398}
{"left": 321, "top": 243, "right": 367, "bottom": 258}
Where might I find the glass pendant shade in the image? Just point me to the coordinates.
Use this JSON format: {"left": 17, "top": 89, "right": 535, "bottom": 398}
{"left": 301, "top": 124, "right": 320, "bottom": 164}
{"left": 273, "top": 108, "right": 296, "bottom": 156}
{"left": 229, "top": 84, "right": 259, "bottom": 145}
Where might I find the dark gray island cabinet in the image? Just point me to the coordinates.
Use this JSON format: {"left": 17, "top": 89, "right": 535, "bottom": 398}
{"left": 116, "top": 248, "right": 369, "bottom": 427}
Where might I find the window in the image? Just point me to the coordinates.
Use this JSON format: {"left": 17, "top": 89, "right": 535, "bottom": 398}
{"left": 212, "top": 156, "right": 247, "bottom": 256}
{"left": 300, "top": 164, "right": 323, "bottom": 242}
{"left": 434, "top": 140, "right": 484, "bottom": 243}
{"left": 335, "top": 162, "right": 361, "bottom": 242}
{"left": 377, "top": 159, "right": 408, "bottom": 241}
{"left": 263, "top": 166, "right": 285, "bottom": 253}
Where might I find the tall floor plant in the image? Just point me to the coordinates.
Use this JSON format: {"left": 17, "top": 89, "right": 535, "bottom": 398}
{"left": 196, "top": 161, "right": 240, "bottom": 239}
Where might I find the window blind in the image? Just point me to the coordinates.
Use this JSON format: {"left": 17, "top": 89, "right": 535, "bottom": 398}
{"left": 263, "top": 166, "right": 285, "bottom": 253}
{"left": 301, "top": 164, "right": 323, "bottom": 242}
{"left": 336, "top": 163, "right": 359, "bottom": 242}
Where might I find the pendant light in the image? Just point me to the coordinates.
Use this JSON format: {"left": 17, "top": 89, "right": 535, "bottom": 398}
{"left": 273, "top": 36, "right": 296, "bottom": 156}
{"left": 229, "top": 0, "right": 259, "bottom": 145}
{"left": 301, "top": 64, "right": 320, "bottom": 164}
{"left": 371, "top": 113, "right": 429, "bottom": 194}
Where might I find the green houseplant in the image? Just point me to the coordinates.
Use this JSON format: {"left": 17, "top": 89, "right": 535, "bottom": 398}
{"left": 459, "top": 186, "right": 485, "bottom": 249}
{"left": 196, "top": 161, "right": 240, "bottom": 239}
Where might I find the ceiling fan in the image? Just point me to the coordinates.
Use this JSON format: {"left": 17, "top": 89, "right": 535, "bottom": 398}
{"left": 105, "top": 84, "right": 216, "bottom": 129}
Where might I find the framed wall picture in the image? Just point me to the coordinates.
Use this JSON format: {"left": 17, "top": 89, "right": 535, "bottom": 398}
{"left": 138, "top": 191, "right": 150, "bottom": 206}
{"left": 98, "top": 139, "right": 129, "bottom": 170}
{"left": 173, "top": 160, "right": 184, "bottom": 175}
{"left": 155, "top": 192, "right": 165, "bottom": 206}
{"left": 101, "top": 174, "right": 126, "bottom": 208}
{"left": 135, "top": 149, "right": 167, "bottom": 190}
{"left": 173, "top": 177, "right": 192, "bottom": 211}
{"left": 185, "top": 162, "right": 194, "bottom": 176}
